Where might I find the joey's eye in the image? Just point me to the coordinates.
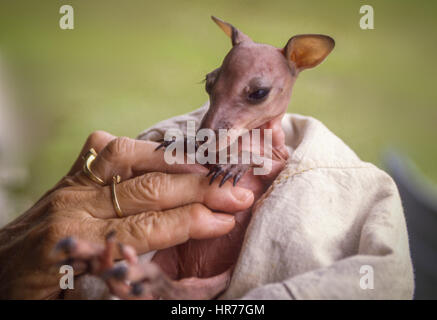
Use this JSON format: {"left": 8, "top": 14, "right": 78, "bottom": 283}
{"left": 248, "top": 88, "right": 270, "bottom": 102}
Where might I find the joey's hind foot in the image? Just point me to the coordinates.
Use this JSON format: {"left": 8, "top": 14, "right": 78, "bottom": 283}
{"left": 54, "top": 232, "right": 230, "bottom": 300}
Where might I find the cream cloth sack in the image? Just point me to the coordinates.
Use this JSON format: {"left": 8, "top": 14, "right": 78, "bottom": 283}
{"left": 137, "top": 103, "right": 414, "bottom": 299}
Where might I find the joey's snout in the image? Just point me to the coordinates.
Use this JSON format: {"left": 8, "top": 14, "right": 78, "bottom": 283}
{"left": 197, "top": 105, "right": 242, "bottom": 148}
{"left": 199, "top": 106, "right": 232, "bottom": 132}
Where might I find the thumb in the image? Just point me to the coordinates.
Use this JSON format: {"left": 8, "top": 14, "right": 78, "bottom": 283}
{"left": 103, "top": 203, "right": 235, "bottom": 254}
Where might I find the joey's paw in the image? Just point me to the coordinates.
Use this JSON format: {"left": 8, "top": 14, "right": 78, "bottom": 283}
{"left": 54, "top": 232, "right": 216, "bottom": 300}
{"left": 54, "top": 232, "right": 169, "bottom": 299}
{"left": 207, "top": 163, "right": 251, "bottom": 187}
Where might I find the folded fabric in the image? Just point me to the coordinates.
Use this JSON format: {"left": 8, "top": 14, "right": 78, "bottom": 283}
{"left": 138, "top": 103, "right": 414, "bottom": 300}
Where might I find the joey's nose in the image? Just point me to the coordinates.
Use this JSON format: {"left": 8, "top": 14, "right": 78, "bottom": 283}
{"left": 199, "top": 108, "right": 233, "bottom": 132}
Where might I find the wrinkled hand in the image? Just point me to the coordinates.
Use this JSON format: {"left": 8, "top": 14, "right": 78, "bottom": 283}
{"left": 0, "top": 131, "right": 254, "bottom": 299}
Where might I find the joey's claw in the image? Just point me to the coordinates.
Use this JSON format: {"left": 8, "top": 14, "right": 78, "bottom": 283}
{"left": 219, "top": 172, "right": 233, "bottom": 187}
{"left": 209, "top": 168, "right": 224, "bottom": 185}
{"left": 155, "top": 140, "right": 174, "bottom": 151}
{"left": 206, "top": 166, "right": 217, "bottom": 177}
{"left": 155, "top": 136, "right": 198, "bottom": 152}
{"left": 233, "top": 173, "right": 242, "bottom": 187}
{"left": 154, "top": 142, "right": 165, "bottom": 151}
{"left": 207, "top": 163, "right": 251, "bottom": 187}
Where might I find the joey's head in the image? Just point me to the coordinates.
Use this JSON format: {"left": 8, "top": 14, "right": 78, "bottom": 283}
{"left": 200, "top": 16, "right": 335, "bottom": 137}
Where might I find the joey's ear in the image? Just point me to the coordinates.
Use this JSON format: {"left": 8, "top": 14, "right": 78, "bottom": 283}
{"left": 283, "top": 34, "right": 335, "bottom": 72}
{"left": 211, "top": 16, "right": 252, "bottom": 46}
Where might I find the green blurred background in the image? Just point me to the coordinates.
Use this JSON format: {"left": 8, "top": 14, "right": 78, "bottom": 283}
{"left": 0, "top": 0, "right": 436, "bottom": 217}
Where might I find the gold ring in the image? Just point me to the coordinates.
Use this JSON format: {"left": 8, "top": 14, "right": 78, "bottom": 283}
{"left": 83, "top": 148, "right": 105, "bottom": 186}
{"left": 111, "top": 175, "right": 123, "bottom": 218}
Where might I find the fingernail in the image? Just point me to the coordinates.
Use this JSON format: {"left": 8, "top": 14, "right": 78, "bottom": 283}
{"left": 231, "top": 187, "right": 253, "bottom": 202}
{"left": 213, "top": 213, "right": 235, "bottom": 222}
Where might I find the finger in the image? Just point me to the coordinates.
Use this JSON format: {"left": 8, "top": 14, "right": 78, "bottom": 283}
{"left": 67, "top": 131, "right": 116, "bottom": 176}
{"left": 75, "top": 137, "right": 206, "bottom": 186}
{"left": 90, "top": 172, "right": 254, "bottom": 218}
{"left": 101, "top": 203, "right": 236, "bottom": 254}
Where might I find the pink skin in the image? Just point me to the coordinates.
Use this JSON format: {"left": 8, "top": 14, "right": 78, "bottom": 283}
{"left": 56, "top": 17, "right": 334, "bottom": 299}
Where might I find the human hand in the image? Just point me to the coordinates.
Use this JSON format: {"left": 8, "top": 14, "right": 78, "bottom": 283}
{"left": 0, "top": 131, "right": 254, "bottom": 299}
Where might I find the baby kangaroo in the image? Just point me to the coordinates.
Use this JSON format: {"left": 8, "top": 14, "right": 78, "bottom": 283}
{"left": 156, "top": 16, "right": 335, "bottom": 187}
